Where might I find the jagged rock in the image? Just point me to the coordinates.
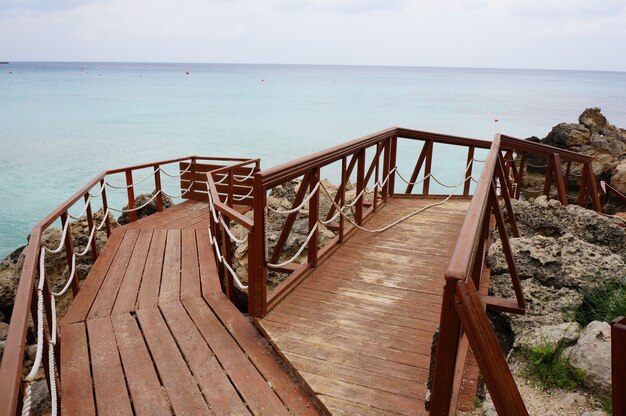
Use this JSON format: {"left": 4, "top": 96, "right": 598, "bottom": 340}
{"left": 565, "top": 321, "right": 612, "bottom": 399}
{"left": 513, "top": 322, "right": 581, "bottom": 350}
{"left": 117, "top": 191, "right": 173, "bottom": 225}
{"left": 579, "top": 108, "right": 608, "bottom": 131}
{"left": 611, "top": 157, "right": 626, "bottom": 194}
{"left": 0, "top": 208, "right": 119, "bottom": 322}
{"left": 581, "top": 411, "right": 606, "bottom": 416}
{"left": 509, "top": 197, "right": 626, "bottom": 253}
{"left": 490, "top": 276, "right": 583, "bottom": 342}
{"left": 29, "top": 378, "right": 51, "bottom": 416}
{"left": 489, "top": 233, "right": 626, "bottom": 296}
{"left": 543, "top": 123, "right": 591, "bottom": 148}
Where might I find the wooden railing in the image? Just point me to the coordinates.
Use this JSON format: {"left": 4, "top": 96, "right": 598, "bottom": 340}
{"left": 613, "top": 316, "right": 626, "bottom": 415}
{"left": 206, "top": 159, "right": 260, "bottom": 300}
{"left": 0, "top": 155, "right": 250, "bottom": 416}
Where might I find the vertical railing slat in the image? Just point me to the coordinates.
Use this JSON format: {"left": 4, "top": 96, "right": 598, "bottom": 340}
{"left": 100, "top": 179, "right": 112, "bottom": 237}
{"left": 125, "top": 170, "right": 137, "bottom": 222}
{"left": 464, "top": 146, "right": 474, "bottom": 197}
{"left": 154, "top": 165, "right": 163, "bottom": 212}
{"left": 84, "top": 194, "right": 98, "bottom": 261}
{"left": 308, "top": 168, "right": 320, "bottom": 267}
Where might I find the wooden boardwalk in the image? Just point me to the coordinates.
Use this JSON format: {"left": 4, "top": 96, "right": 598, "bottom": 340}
{"left": 60, "top": 200, "right": 322, "bottom": 416}
{"left": 257, "top": 198, "right": 471, "bottom": 416}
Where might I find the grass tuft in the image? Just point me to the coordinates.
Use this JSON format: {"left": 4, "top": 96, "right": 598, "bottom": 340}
{"left": 575, "top": 280, "right": 626, "bottom": 326}
{"left": 522, "top": 340, "right": 585, "bottom": 390}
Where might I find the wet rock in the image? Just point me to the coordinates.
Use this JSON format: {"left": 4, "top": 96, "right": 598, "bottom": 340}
{"left": 117, "top": 191, "right": 173, "bottom": 225}
{"left": 565, "top": 321, "right": 612, "bottom": 399}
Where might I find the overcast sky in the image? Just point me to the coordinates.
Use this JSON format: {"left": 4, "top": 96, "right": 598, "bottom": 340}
{"left": 1, "top": 0, "right": 625, "bottom": 71}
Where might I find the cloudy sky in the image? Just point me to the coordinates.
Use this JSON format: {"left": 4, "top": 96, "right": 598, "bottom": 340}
{"left": 1, "top": 0, "right": 625, "bottom": 71}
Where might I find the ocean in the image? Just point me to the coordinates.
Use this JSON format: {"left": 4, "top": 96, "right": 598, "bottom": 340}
{"left": 1, "top": 62, "right": 626, "bottom": 258}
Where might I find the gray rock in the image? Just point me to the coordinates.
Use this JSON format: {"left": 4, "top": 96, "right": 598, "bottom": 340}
{"left": 543, "top": 123, "right": 591, "bottom": 148}
{"left": 0, "top": 321, "right": 8, "bottom": 341}
{"left": 579, "top": 107, "right": 609, "bottom": 131}
{"left": 117, "top": 190, "right": 173, "bottom": 225}
{"left": 509, "top": 197, "right": 626, "bottom": 253}
{"left": 611, "top": 158, "right": 626, "bottom": 194}
{"left": 488, "top": 233, "right": 626, "bottom": 296}
{"left": 565, "top": 321, "right": 612, "bottom": 399}
{"left": 513, "top": 322, "right": 581, "bottom": 350}
{"left": 580, "top": 411, "right": 607, "bottom": 416}
{"left": 490, "top": 277, "right": 583, "bottom": 341}
{"left": 30, "top": 378, "right": 51, "bottom": 416}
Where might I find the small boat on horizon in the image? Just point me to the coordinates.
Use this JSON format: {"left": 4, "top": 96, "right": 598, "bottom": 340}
{"left": 0, "top": 62, "right": 9, "bottom": 64}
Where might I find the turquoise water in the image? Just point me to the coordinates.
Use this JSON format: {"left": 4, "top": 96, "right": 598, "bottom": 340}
{"left": 1, "top": 62, "right": 626, "bottom": 257}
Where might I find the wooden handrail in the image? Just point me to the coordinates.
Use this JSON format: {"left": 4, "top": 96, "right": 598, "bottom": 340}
{"left": 445, "top": 134, "right": 502, "bottom": 281}
{"left": 500, "top": 134, "right": 592, "bottom": 163}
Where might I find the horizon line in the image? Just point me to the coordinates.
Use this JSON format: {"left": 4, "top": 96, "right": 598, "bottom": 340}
{"left": 4, "top": 60, "right": 626, "bottom": 74}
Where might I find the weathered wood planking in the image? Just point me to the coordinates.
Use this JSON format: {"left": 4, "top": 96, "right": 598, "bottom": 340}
{"left": 258, "top": 198, "right": 470, "bottom": 415}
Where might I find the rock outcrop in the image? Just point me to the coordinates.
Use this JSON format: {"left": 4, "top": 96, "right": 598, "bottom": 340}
{"left": 536, "top": 107, "right": 626, "bottom": 189}
{"left": 117, "top": 191, "right": 173, "bottom": 225}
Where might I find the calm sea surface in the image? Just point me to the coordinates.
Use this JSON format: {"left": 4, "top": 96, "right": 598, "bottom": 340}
{"left": 1, "top": 62, "right": 625, "bottom": 257}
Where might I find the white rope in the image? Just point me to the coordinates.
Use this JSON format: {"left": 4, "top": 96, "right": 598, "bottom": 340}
{"left": 49, "top": 252, "right": 76, "bottom": 297}
{"left": 267, "top": 182, "right": 320, "bottom": 215}
{"left": 319, "top": 179, "right": 468, "bottom": 234}
{"left": 21, "top": 383, "right": 32, "bottom": 416}
{"left": 43, "top": 220, "right": 70, "bottom": 255}
{"left": 267, "top": 223, "right": 319, "bottom": 268}
{"left": 234, "top": 170, "right": 255, "bottom": 182}
{"left": 75, "top": 227, "right": 96, "bottom": 257}
{"left": 208, "top": 228, "right": 248, "bottom": 290}
{"left": 161, "top": 181, "right": 195, "bottom": 199}
{"left": 108, "top": 191, "right": 161, "bottom": 213}
{"left": 319, "top": 210, "right": 341, "bottom": 225}
{"left": 88, "top": 182, "right": 106, "bottom": 197}
{"left": 232, "top": 187, "right": 254, "bottom": 201}
{"left": 48, "top": 340, "right": 58, "bottom": 416}
{"left": 104, "top": 168, "right": 158, "bottom": 189}
{"left": 219, "top": 215, "right": 248, "bottom": 244}
{"left": 67, "top": 196, "right": 92, "bottom": 220}
{"left": 24, "top": 284, "right": 44, "bottom": 383}
{"left": 97, "top": 208, "right": 110, "bottom": 230}
{"left": 158, "top": 163, "right": 192, "bottom": 178}
{"left": 213, "top": 173, "right": 229, "bottom": 185}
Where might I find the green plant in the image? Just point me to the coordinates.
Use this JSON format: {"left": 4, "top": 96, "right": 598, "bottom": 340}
{"left": 522, "top": 340, "right": 585, "bottom": 390}
{"left": 575, "top": 280, "right": 626, "bottom": 326}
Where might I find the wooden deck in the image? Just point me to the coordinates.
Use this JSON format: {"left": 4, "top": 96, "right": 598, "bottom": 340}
{"left": 59, "top": 200, "right": 322, "bottom": 416}
{"left": 56, "top": 197, "right": 473, "bottom": 416}
{"left": 257, "top": 198, "right": 471, "bottom": 416}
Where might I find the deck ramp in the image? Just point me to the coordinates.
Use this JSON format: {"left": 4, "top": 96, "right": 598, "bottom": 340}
{"left": 257, "top": 198, "right": 470, "bottom": 416}
{"left": 60, "top": 201, "right": 322, "bottom": 416}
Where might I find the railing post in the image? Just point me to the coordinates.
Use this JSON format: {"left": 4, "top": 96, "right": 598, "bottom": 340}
{"left": 308, "top": 167, "right": 320, "bottom": 267}
{"left": 552, "top": 153, "right": 568, "bottom": 205}
{"left": 249, "top": 174, "right": 267, "bottom": 318}
{"left": 84, "top": 194, "right": 98, "bottom": 261}
{"left": 389, "top": 133, "right": 397, "bottom": 197}
{"left": 228, "top": 170, "right": 234, "bottom": 207}
{"left": 373, "top": 142, "right": 381, "bottom": 212}
{"left": 423, "top": 140, "right": 433, "bottom": 196}
{"left": 339, "top": 156, "right": 346, "bottom": 243}
{"left": 514, "top": 152, "right": 526, "bottom": 200}
{"left": 221, "top": 216, "right": 235, "bottom": 301}
{"left": 382, "top": 138, "right": 390, "bottom": 202}
{"left": 612, "top": 316, "right": 626, "bottom": 416}
{"left": 154, "top": 165, "right": 164, "bottom": 212}
{"left": 429, "top": 277, "right": 462, "bottom": 415}
{"left": 356, "top": 149, "right": 365, "bottom": 225}
{"left": 125, "top": 170, "right": 137, "bottom": 222}
{"left": 464, "top": 146, "right": 474, "bottom": 197}
{"left": 60, "top": 212, "right": 79, "bottom": 296}
{"left": 100, "top": 179, "right": 112, "bottom": 237}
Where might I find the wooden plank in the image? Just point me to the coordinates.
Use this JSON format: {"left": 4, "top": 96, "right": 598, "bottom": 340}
{"left": 181, "top": 229, "right": 202, "bottom": 299}
{"left": 86, "top": 318, "right": 133, "bottom": 416}
{"left": 298, "top": 371, "right": 420, "bottom": 416}
{"left": 159, "top": 301, "right": 252, "bottom": 416}
{"left": 136, "top": 229, "right": 167, "bottom": 309}
{"left": 183, "top": 297, "right": 291, "bottom": 416}
{"left": 135, "top": 307, "right": 211, "bottom": 414}
{"left": 62, "top": 229, "right": 125, "bottom": 324}
{"left": 196, "top": 230, "right": 222, "bottom": 295}
{"left": 159, "top": 229, "right": 181, "bottom": 304}
{"left": 205, "top": 293, "right": 322, "bottom": 416}
{"left": 60, "top": 323, "right": 96, "bottom": 416}
{"left": 111, "top": 313, "right": 171, "bottom": 416}
{"left": 317, "top": 395, "right": 407, "bottom": 416}
{"left": 113, "top": 229, "right": 153, "bottom": 314}
{"left": 88, "top": 229, "right": 140, "bottom": 319}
